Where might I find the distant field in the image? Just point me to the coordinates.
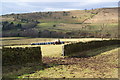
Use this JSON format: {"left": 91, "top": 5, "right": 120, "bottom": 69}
{"left": 5, "top": 45, "right": 64, "bottom": 57}
{"left": 2, "top": 37, "right": 110, "bottom": 57}
{"left": 2, "top": 37, "right": 57, "bottom": 46}
{"left": 2, "top": 37, "right": 109, "bottom": 46}
{"left": 2, "top": 8, "right": 118, "bottom": 38}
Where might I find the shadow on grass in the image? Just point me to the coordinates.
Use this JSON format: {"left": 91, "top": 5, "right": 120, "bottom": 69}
{"left": 2, "top": 63, "right": 43, "bottom": 78}
{"left": 68, "top": 45, "right": 119, "bottom": 58}
{"left": 2, "top": 45, "right": 119, "bottom": 79}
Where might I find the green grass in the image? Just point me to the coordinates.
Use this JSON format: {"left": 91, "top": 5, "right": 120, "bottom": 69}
{"left": 69, "top": 45, "right": 119, "bottom": 57}
{"left": 36, "top": 21, "right": 118, "bottom": 35}
{"left": 37, "top": 22, "right": 58, "bottom": 30}
{"left": 2, "top": 63, "right": 44, "bottom": 78}
{"left": 10, "top": 21, "right": 26, "bottom": 25}
{"left": 2, "top": 8, "right": 118, "bottom": 38}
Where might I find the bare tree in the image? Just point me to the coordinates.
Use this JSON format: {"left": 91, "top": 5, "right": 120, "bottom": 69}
{"left": 100, "top": 24, "right": 108, "bottom": 39}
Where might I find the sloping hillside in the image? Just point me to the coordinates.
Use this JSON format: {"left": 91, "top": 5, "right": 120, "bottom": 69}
{"left": 84, "top": 8, "right": 118, "bottom": 23}
{"left": 2, "top": 8, "right": 101, "bottom": 23}
{"left": 1, "top": 7, "right": 118, "bottom": 38}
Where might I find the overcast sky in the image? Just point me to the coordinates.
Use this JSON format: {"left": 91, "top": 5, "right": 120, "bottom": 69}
{"left": 1, "top": 0, "right": 119, "bottom": 15}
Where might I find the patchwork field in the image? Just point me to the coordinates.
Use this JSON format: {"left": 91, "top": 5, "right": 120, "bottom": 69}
{"left": 2, "top": 8, "right": 118, "bottom": 38}
{"left": 1, "top": 6, "right": 119, "bottom": 79}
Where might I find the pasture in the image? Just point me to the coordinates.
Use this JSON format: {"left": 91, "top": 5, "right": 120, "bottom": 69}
{"left": 2, "top": 37, "right": 119, "bottom": 78}
{"left": 3, "top": 45, "right": 119, "bottom": 78}
{"left": 1, "top": 37, "right": 108, "bottom": 46}
{"left": 1, "top": 7, "right": 119, "bottom": 79}
{"left": 2, "top": 37, "right": 109, "bottom": 57}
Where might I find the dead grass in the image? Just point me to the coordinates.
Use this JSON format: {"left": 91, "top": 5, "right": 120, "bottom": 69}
{"left": 17, "top": 47, "right": 119, "bottom": 78}
{"left": 2, "top": 37, "right": 110, "bottom": 46}
{"left": 4, "top": 44, "right": 64, "bottom": 57}
{"left": 3, "top": 37, "right": 110, "bottom": 57}
{"left": 2, "top": 37, "right": 119, "bottom": 78}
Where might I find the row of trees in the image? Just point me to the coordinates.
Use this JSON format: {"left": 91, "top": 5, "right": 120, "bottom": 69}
{"left": 2, "top": 29, "right": 117, "bottom": 38}
{"left": 2, "top": 29, "right": 67, "bottom": 38}
{"left": 7, "top": 11, "right": 71, "bottom": 22}
{"left": 2, "top": 21, "right": 22, "bottom": 30}
{"left": 2, "top": 21, "right": 39, "bottom": 31}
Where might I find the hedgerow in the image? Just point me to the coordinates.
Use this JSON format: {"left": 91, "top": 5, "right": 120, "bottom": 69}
{"left": 64, "top": 40, "right": 119, "bottom": 57}
{"left": 2, "top": 47, "right": 42, "bottom": 66}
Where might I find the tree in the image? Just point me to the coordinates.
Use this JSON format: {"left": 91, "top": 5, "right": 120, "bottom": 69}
{"left": 85, "top": 9, "right": 87, "bottom": 12}
{"left": 2, "top": 22, "right": 15, "bottom": 30}
{"left": 16, "top": 23, "right": 22, "bottom": 29}
{"left": 100, "top": 24, "right": 107, "bottom": 39}
{"left": 53, "top": 25, "right": 56, "bottom": 27}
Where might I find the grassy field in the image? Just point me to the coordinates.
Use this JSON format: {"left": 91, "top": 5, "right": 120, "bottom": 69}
{"left": 3, "top": 45, "right": 119, "bottom": 78}
{"left": 2, "top": 37, "right": 110, "bottom": 57}
{"left": 1, "top": 7, "right": 119, "bottom": 78}
{"left": 5, "top": 45, "right": 64, "bottom": 57}
{"left": 1, "top": 37, "right": 109, "bottom": 46}
{"left": 2, "top": 37, "right": 119, "bottom": 78}
{"left": 1, "top": 38, "right": 56, "bottom": 46}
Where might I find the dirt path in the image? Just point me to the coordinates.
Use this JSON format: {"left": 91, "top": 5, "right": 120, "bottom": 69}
{"left": 20, "top": 48, "right": 119, "bottom": 78}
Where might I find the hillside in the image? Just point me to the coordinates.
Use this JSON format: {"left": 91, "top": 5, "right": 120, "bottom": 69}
{"left": 84, "top": 8, "right": 118, "bottom": 23}
{"left": 1, "top": 7, "right": 118, "bottom": 38}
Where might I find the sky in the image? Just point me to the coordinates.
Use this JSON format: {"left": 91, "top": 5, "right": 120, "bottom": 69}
{"left": 1, "top": 0, "right": 119, "bottom": 15}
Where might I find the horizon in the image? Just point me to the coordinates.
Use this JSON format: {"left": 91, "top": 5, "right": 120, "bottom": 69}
{"left": 1, "top": 7, "right": 118, "bottom": 16}
{"left": 1, "top": 1, "right": 119, "bottom": 15}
